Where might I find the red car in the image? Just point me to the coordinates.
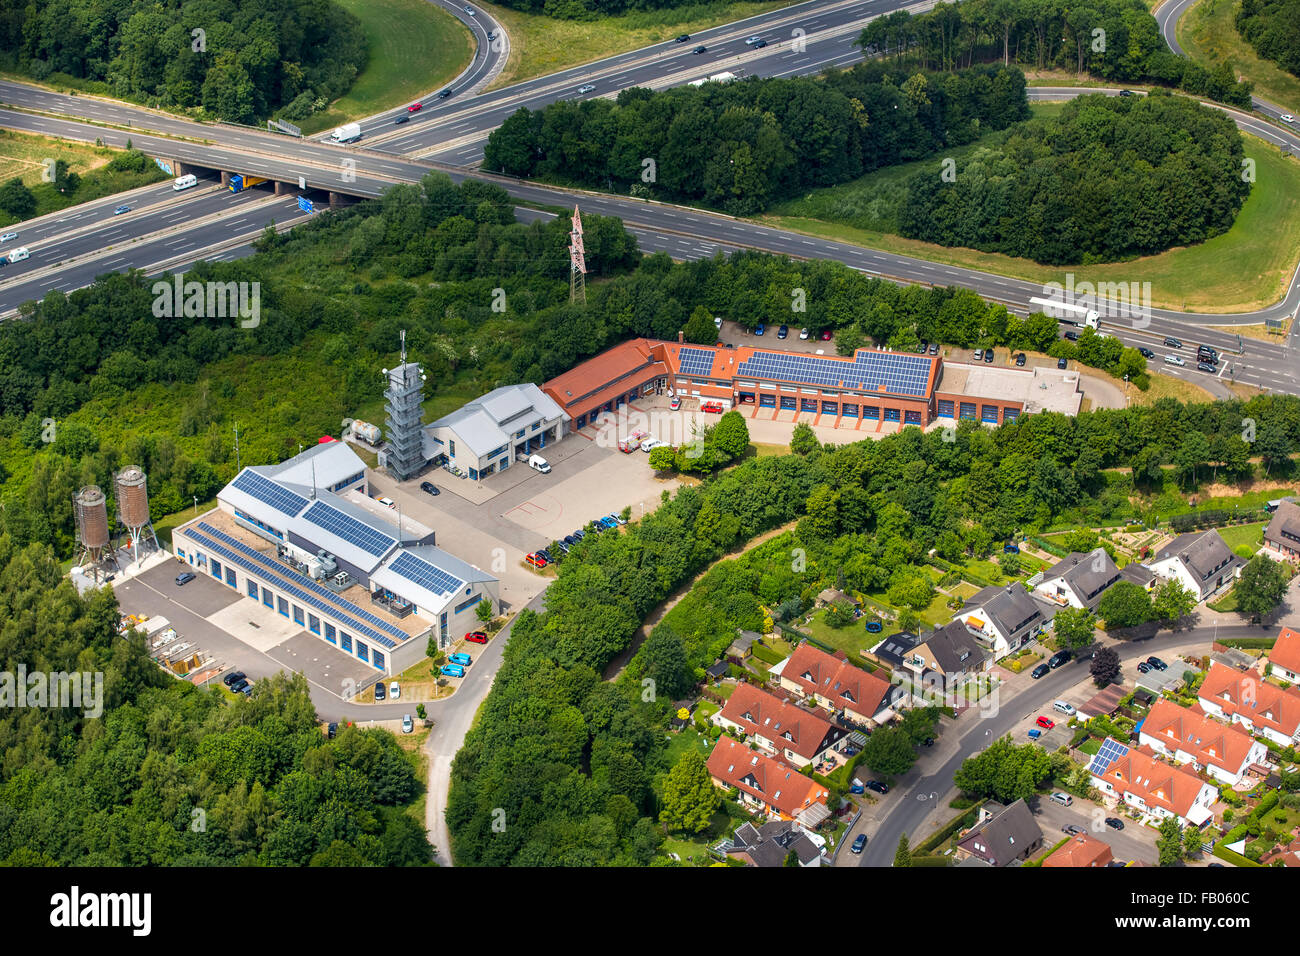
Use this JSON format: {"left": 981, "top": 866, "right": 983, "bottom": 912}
{"left": 525, "top": 553, "right": 547, "bottom": 568}
{"left": 464, "top": 631, "right": 488, "bottom": 644}
{"left": 700, "top": 401, "right": 724, "bottom": 413}
{"left": 407, "top": 102, "right": 423, "bottom": 112}
{"left": 820, "top": 330, "right": 833, "bottom": 341}
{"left": 1036, "top": 716, "right": 1055, "bottom": 729}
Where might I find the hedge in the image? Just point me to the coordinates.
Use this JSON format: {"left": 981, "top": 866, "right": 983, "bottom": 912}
{"left": 916, "top": 809, "right": 979, "bottom": 854}
{"left": 1218, "top": 638, "right": 1278, "bottom": 650}
{"left": 1030, "top": 536, "right": 1068, "bottom": 557}
{"left": 910, "top": 854, "right": 952, "bottom": 867}
{"left": 1212, "top": 843, "right": 1262, "bottom": 867}
{"left": 749, "top": 643, "right": 784, "bottom": 666}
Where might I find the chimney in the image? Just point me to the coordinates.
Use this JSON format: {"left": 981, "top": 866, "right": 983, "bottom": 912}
{"left": 677, "top": 331, "right": 684, "bottom": 344}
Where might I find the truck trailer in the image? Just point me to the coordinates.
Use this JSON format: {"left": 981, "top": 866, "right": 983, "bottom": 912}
{"left": 1028, "top": 296, "right": 1099, "bottom": 329}
{"left": 228, "top": 174, "right": 268, "bottom": 193}
{"left": 331, "top": 122, "right": 362, "bottom": 143}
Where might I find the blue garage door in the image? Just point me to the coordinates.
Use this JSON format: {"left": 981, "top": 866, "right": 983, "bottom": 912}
{"left": 821, "top": 401, "right": 838, "bottom": 415}
{"left": 780, "top": 396, "right": 797, "bottom": 410}
{"left": 759, "top": 394, "right": 776, "bottom": 408}
{"left": 937, "top": 399, "right": 955, "bottom": 418}
{"left": 884, "top": 408, "right": 900, "bottom": 422}
{"left": 841, "top": 403, "right": 859, "bottom": 418}
{"left": 864, "top": 406, "right": 880, "bottom": 420}
{"left": 1004, "top": 407, "right": 1020, "bottom": 422}
{"left": 800, "top": 399, "right": 818, "bottom": 413}
{"left": 981, "top": 404, "right": 999, "bottom": 423}
{"left": 959, "top": 402, "right": 977, "bottom": 420}
{"left": 904, "top": 410, "right": 922, "bottom": 425}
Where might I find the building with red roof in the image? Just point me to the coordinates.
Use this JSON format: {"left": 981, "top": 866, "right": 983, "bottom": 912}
{"left": 1088, "top": 739, "right": 1218, "bottom": 826}
{"left": 1269, "top": 625, "right": 1300, "bottom": 684}
{"left": 713, "top": 683, "right": 848, "bottom": 766}
{"left": 706, "top": 736, "right": 830, "bottom": 824}
{"left": 776, "top": 643, "right": 898, "bottom": 727}
{"left": 1198, "top": 661, "right": 1300, "bottom": 748}
{"left": 1042, "top": 833, "right": 1114, "bottom": 868}
{"left": 1138, "top": 699, "right": 1266, "bottom": 786}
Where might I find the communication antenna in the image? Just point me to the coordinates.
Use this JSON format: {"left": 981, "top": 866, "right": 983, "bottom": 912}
{"left": 569, "top": 206, "right": 587, "bottom": 306}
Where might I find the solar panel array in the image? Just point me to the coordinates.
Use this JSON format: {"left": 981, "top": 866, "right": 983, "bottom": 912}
{"left": 678, "top": 347, "right": 717, "bottom": 377}
{"left": 302, "top": 500, "right": 396, "bottom": 558}
{"left": 1087, "top": 737, "right": 1130, "bottom": 776}
{"left": 389, "top": 550, "right": 465, "bottom": 598}
{"left": 232, "top": 470, "right": 309, "bottom": 517}
{"left": 199, "top": 522, "right": 408, "bottom": 642}
{"left": 736, "top": 350, "right": 932, "bottom": 397}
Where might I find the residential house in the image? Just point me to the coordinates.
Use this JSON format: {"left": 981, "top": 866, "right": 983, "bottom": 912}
{"left": 1263, "top": 498, "right": 1300, "bottom": 561}
{"left": 725, "top": 820, "right": 823, "bottom": 868}
{"left": 895, "top": 620, "right": 992, "bottom": 696}
{"left": 1269, "top": 626, "right": 1300, "bottom": 684}
{"left": 713, "top": 683, "right": 848, "bottom": 767}
{"left": 1137, "top": 699, "right": 1267, "bottom": 786}
{"left": 1198, "top": 661, "right": 1300, "bottom": 748}
{"left": 706, "top": 736, "right": 830, "bottom": 825}
{"left": 776, "top": 643, "right": 900, "bottom": 727}
{"left": 1087, "top": 738, "right": 1218, "bottom": 826}
{"left": 1042, "top": 833, "right": 1114, "bottom": 868}
{"left": 1145, "top": 529, "right": 1244, "bottom": 602}
{"left": 956, "top": 583, "right": 1054, "bottom": 656}
{"left": 954, "top": 799, "right": 1043, "bottom": 867}
{"left": 1034, "top": 548, "right": 1153, "bottom": 611}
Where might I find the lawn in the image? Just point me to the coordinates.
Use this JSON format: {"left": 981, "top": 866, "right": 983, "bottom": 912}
{"left": 1180, "top": 0, "right": 1300, "bottom": 118}
{"left": 802, "top": 609, "right": 879, "bottom": 659}
{"left": 480, "top": 0, "right": 801, "bottom": 89}
{"left": 763, "top": 135, "right": 1300, "bottom": 314}
{"left": 1218, "top": 521, "right": 1266, "bottom": 557}
{"left": 299, "top": 0, "right": 473, "bottom": 134}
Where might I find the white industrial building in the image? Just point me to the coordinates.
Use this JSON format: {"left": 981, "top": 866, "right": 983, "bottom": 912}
{"left": 173, "top": 440, "right": 498, "bottom": 675}
{"left": 423, "top": 383, "right": 568, "bottom": 481}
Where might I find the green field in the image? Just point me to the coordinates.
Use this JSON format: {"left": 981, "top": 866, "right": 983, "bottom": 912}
{"left": 763, "top": 126, "right": 1300, "bottom": 314}
{"left": 1180, "top": 0, "right": 1300, "bottom": 118}
{"left": 300, "top": 0, "right": 474, "bottom": 134}
{"left": 1219, "top": 521, "right": 1267, "bottom": 556}
{"left": 479, "top": 0, "right": 800, "bottom": 89}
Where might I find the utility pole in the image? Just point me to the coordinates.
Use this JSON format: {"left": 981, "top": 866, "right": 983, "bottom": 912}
{"left": 234, "top": 422, "right": 241, "bottom": 472}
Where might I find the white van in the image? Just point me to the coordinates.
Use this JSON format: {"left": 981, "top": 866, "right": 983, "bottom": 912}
{"left": 1053, "top": 700, "right": 1076, "bottom": 716}
{"left": 6, "top": 246, "right": 29, "bottom": 262}
{"left": 528, "top": 454, "right": 551, "bottom": 473}
{"left": 377, "top": 496, "right": 395, "bottom": 509}
{"left": 173, "top": 173, "right": 198, "bottom": 191}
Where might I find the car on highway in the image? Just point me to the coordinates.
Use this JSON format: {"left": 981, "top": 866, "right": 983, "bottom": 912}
{"left": 1146, "top": 655, "right": 1168, "bottom": 671}
{"left": 0, "top": 233, "right": 16, "bottom": 242}
{"left": 1062, "top": 823, "right": 1086, "bottom": 836}
{"left": 402, "top": 714, "right": 413, "bottom": 733}
{"left": 799, "top": 327, "right": 810, "bottom": 339}
{"left": 864, "top": 780, "right": 889, "bottom": 794}
{"left": 448, "top": 652, "right": 472, "bottom": 667}
{"left": 1281, "top": 113, "right": 1295, "bottom": 124}
{"left": 670, "top": 396, "right": 681, "bottom": 410}
{"left": 223, "top": 671, "right": 247, "bottom": 687}
{"left": 420, "top": 480, "right": 440, "bottom": 496}
{"left": 1015, "top": 352, "right": 1026, "bottom": 366}
{"left": 850, "top": 833, "right": 868, "bottom": 854}
{"left": 753, "top": 38, "right": 767, "bottom": 48}
{"left": 1105, "top": 817, "right": 1125, "bottom": 830}
{"left": 407, "top": 102, "right": 422, "bottom": 112}
{"left": 1197, "top": 362, "right": 1217, "bottom": 373}
{"left": 389, "top": 680, "right": 400, "bottom": 699}
{"left": 754, "top": 323, "right": 765, "bottom": 335}
{"left": 692, "top": 45, "right": 707, "bottom": 54}
{"left": 1031, "top": 662, "right": 1051, "bottom": 679}
{"left": 465, "top": 5, "right": 476, "bottom": 13}
{"left": 441, "top": 663, "right": 465, "bottom": 678}
{"left": 1036, "top": 716, "right": 1055, "bottom": 729}
{"left": 1118, "top": 89, "right": 1134, "bottom": 97}
{"left": 1163, "top": 336, "right": 1182, "bottom": 348}
{"left": 676, "top": 33, "right": 691, "bottom": 42}
{"left": 1048, "top": 650, "right": 1071, "bottom": 668}
{"left": 745, "top": 35, "right": 763, "bottom": 44}
{"left": 1164, "top": 355, "right": 1186, "bottom": 367}
{"left": 577, "top": 84, "right": 596, "bottom": 94}
{"left": 394, "top": 114, "right": 409, "bottom": 124}
{"left": 1056, "top": 357, "right": 1068, "bottom": 369}
{"left": 114, "top": 204, "right": 131, "bottom": 215}
{"left": 777, "top": 324, "right": 789, "bottom": 338}
{"left": 1138, "top": 347, "right": 1155, "bottom": 359}
{"left": 1136, "top": 661, "right": 1152, "bottom": 674}
{"left": 374, "top": 681, "right": 386, "bottom": 701}
{"left": 526, "top": 552, "right": 547, "bottom": 568}
{"left": 465, "top": 631, "right": 488, "bottom": 644}
{"left": 175, "top": 571, "right": 196, "bottom": 585}
{"left": 438, "top": 88, "right": 453, "bottom": 98}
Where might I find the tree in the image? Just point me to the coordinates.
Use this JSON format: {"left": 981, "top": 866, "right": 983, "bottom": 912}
{"left": 953, "top": 736, "right": 1053, "bottom": 802}
{"left": 1090, "top": 645, "right": 1121, "bottom": 687}
{"left": 784, "top": 849, "right": 801, "bottom": 867}
{"left": 475, "top": 598, "right": 494, "bottom": 625}
{"left": 648, "top": 445, "right": 677, "bottom": 472}
{"left": 659, "top": 749, "right": 720, "bottom": 834}
{"left": 825, "top": 600, "right": 856, "bottom": 628}
{"left": 684, "top": 306, "right": 717, "bottom": 344}
{"left": 1151, "top": 578, "right": 1195, "bottom": 624}
{"left": 894, "top": 833, "right": 912, "bottom": 867}
{"left": 861, "top": 725, "right": 918, "bottom": 776}
{"left": 790, "top": 422, "right": 820, "bottom": 455}
{"left": 1053, "top": 606, "right": 1097, "bottom": 650}
{"left": 0, "top": 177, "right": 36, "bottom": 218}
{"left": 1156, "top": 817, "right": 1185, "bottom": 867}
{"left": 711, "top": 410, "right": 750, "bottom": 460}
{"left": 1235, "top": 554, "right": 1290, "bottom": 622}
{"left": 1098, "top": 581, "right": 1153, "bottom": 629}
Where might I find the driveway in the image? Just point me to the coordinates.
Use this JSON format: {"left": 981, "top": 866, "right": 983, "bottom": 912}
{"left": 1032, "top": 795, "right": 1158, "bottom": 865}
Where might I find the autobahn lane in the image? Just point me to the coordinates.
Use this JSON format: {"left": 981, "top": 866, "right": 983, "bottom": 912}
{"left": 0, "top": 178, "right": 208, "bottom": 249}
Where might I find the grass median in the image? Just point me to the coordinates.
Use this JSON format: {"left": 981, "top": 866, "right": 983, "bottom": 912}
{"left": 1179, "top": 0, "right": 1300, "bottom": 117}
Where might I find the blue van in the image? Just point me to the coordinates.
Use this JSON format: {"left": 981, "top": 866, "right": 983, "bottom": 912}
{"left": 448, "top": 652, "right": 472, "bottom": 667}
{"left": 440, "top": 663, "right": 465, "bottom": 678}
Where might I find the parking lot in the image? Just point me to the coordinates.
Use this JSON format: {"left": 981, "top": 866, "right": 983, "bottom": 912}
{"left": 1031, "top": 794, "right": 1159, "bottom": 865}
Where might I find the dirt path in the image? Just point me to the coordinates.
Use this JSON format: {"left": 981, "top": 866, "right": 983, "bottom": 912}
{"left": 603, "top": 519, "right": 798, "bottom": 681}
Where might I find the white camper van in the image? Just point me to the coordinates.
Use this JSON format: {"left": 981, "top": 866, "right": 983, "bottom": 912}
{"left": 173, "top": 174, "right": 198, "bottom": 191}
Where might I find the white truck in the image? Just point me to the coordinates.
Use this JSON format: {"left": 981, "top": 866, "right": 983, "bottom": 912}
{"left": 331, "top": 122, "right": 362, "bottom": 144}
{"left": 689, "top": 71, "right": 739, "bottom": 87}
{"left": 1028, "top": 296, "right": 1099, "bottom": 329}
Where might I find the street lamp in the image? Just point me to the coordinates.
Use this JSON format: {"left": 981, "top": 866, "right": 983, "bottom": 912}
{"left": 193, "top": 495, "right": 198, "bottom": 517}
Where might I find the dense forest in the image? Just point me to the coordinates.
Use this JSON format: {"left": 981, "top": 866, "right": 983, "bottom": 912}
{"left": 486, "top": 0, "right": 736, "bottom": 19}
{"left": 484, "top": 63, "right": 1030, "bottom": 214}
{"left": 1236, "top": 0, "right": 1300, "bottom": 77}
{"left": 0, "top": 0, "right": 367, "bottom": 123}
{"left": 861, "top": 0, "right": 1254, "bottom": 107}
{"left": 447, "top": 393, "right": 1300, "bottom": 864}
{"left": 896, "top": 92, "right": 1251, "bottom": 264}
{"left": 0, "top": 540, "right": 432, "bottom": 865}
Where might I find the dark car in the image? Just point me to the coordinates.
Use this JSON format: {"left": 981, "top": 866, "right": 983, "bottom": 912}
{"left": 239, "top": 683, "right": 253, "bottom": 696}
{"left": 1062, "top": 823, "right": 1086, "bottom": 836}
{"left": 374, "top": 681, "right": 386, "bottom": 701}
{"left": 1146, "top": 655, "right": 1168, "bottom": 671}
{"left": 562, "top": 534, "right": 577, "bottom": 547}
{"left": 1197, "top": 362, "right": 1217, "bottom": 373}
{"left": 865, "top": 780, "right": 889, "bottom": 794}
{"left": 1031, "top": 662, "right": 1051, "bottom": 679}
{"left": 1015, "top": 352, "right": 1026, "bottom": 366}
{"left": 222, "top": 671, "right": 246, "bottom": 687}
{"left": 1163, "top": 336, "right": 1182, "bottom": 348}
{"left": 326, "top": 722, "right": 338, "bottom": 739}
{"left": 175, "top": 571, "right": 196, "bottom": 585}
{"left": 1118, "top": 89, "right": 1134, "bottom": 97}
{"left": 572, "top": 529, "right": 586, "bottom": 541}
{"left": 777, "top": 324, "right": 789, "bottom": 339}
{"left": 420, "top": 480, "right": 440, "bottom": 496}
{"left": 1064, "top": 330, "right": 1079, "bottom": 341}
{"left": 228, "top": 679, "right": 249, "bottom": 694}
{"left": 1056, "top": 357, "right": 1068, "bottom": 369}
{"left": 114, "top": 204, "right": 131, "bottom": 215}
{"left": 1105, "top": 817, "right": 1125, "bottom": 830}
{"left": 692, "top": 45, "right": 707, "bottom": 54}
{"left": 438, "top": 88, "right": 453, "bottom": 98}
{"left": 984, "top": 349, "right": 995, "bottom": 363}
{"left": 1138, "top": 347, "right": 1155, "bottom": 359}
{"left": 753, "top": 39, "right": 767, "bottom": 48}
{"left": 394, "top": 114, "right": 410, "bottom": 124}
{"left": 676, "top": 33, "right": 691, "bottom": 42}
{"left": 536, "top": 548, "right": 552, "bottom": 562}
{"left": 850, "top": 833, "right": 868, "bottom": 854}
{"left": 1136, "top": 661, "right": 1152, "bottom": 674}
{"left": 1048, "top": 650, "right": 1071, "bottom": 668}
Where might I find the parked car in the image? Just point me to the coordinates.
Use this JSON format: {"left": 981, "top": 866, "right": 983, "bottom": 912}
{"left": 237, "top": 682, "right": 253, "bottom": 696}
{"left": 526, "top": 552, "right": 547, "bottom": 568}
{"left": 1146, "top": 656, "right": 1168, "bottom": 671}
{"left": 754, "top": 323, "right": 765, "bottom": 335}
{"left": 700, "top": 401, "right": 724, "bottom": 413}
{"left": 326, "top": 722, "right": 338, "bottom": 739}
{"left": 1105, "top": 817, "right": 1125, "bottom": 830}
{"left": 983, "top": 349, "right": 995, "bottom": 363}
{"left": 1028, "top": 728, "right": 1042, "bottom": 739}
{"left": 420, "top": 481, "right": 440, "bottom": 496}
{"left": 448, "top": 652, "right": 472, "bottom": 666}
{"left": 1036, "top": 716, "right": 1055, "bottom": 729}
{"left": 850, "top": 833, "right": 868, "bottom": 854}
{"left": 374, "top": 681, "right": 386, "bottom": 701}
{"left": 1062, "top": 824, "right": 1086, "bottom": 836}
{"left": 600, "top": 516, "right": 619, "bottom": 529}
{"left": 389, "top": 681, "right": 400, "bottom": 699}
{"left": 401, "top": 714, "right": 413, "bottom": 733}
{"left": 819, "top": 330, "right": 832, "bottom": 341}
{"left": 798, "top": 327, "right": 810, "bottom": 339}
{"left": 1136, "top": 661, "right": 1152, "bottom": 674}
{"left": 464, "top": 631, "right": 488, "bottom": 644}
{"left": 1048, "top": 650, "right": 1071, "bottom": 668}
{"left": 572, "top": 529, "right": 586, "bottom": 541}
{"left": 1057, "top": 357, "right": 1068, "bottom": 369}
{"left": 849, "top": 782, "right": 865, "bottom": 795}
{"left": 1064, "top": 330, "right": 1079, "bottom": 341}
{"left": 440, "top": 663, "right": 465, "bottom": 678}
{"left": 1015, "top": 352, "right": 1026, "bottom": 366}
{"left": 223, "top": 671, "right": 246, "bottom": 687}
{"left": 610, "top": 514, "right": 627, "bottom": 525}
{"left": 175, "top": 571, "right": 196, "bottom": 585}
{"left": 536, "top": 548, "right": 552, "bottom": 561}
{"left": 1054, "top": 700, "right": 1077, "bottom": 716}
{"left": 864, "top": 780, "right": 889, "bottom": 794}
{"left": 1031, "top": 662, "right": 1051, "bottom": 679}
{"left": 928, "top": 342, "right": 939, "bottom": 355}
{"left": 777, "top": 324, "right": 789, "bottom": 339}
{"left": 974, "top": 349, "right": 984, "bottom": 361}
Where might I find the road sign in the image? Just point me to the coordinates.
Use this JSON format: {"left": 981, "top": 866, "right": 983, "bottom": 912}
{"left": 297, "top": 196, "right": 314, "bottom": 214}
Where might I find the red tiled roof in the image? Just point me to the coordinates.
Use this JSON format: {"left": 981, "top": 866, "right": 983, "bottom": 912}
{"left": 1199, "top": 662, "right": 1300, "bottom": 739}
{"left": 719, "top": 683, "right": 839, "bottom": 760}
{"left": 542, "top": 338, "right": 663, "bottom": 413}
{"left": 1096, "top": 743, "right": 1211, "bottom": 819}
{"left": 1270, "top": 626, "right": 1300, "bottom": 677}
{"left": 1043, "top": 834, "right": 1114, "bottom": 868}
{"left": 1141, "top": 700, "right": 1260, "bottom": 775}
{"left": 783, "top": 643, "right": 892, "bottom": 719}
{"left": 707, "top": 736, "right": 828, "bottom": 819}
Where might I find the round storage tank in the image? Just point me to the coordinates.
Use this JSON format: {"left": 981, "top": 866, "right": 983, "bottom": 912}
{"left": 116, "top": 466, "right": 150, "bottom": 528}
{"left": 74, "top": 485, "right": 110, "bottom": 550}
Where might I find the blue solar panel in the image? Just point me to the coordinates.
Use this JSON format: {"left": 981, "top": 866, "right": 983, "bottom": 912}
{"left": 302, "top": 500, "right": 395, "bottom": 558}
{"left": 231, "top": 470, "right": 308, "bottom": 517}
{"left": 198, "top": 522, "right": 409, "bottom": 641}
{"left": 679, "top": 347, "right": 717, "bottom": 377}
{"left": 389, "top": 550, "right": 465, "bottom": 598}
{"left": 1088, "top": 737, "right": 1130, "bottom": 776}
{"left": 735, "top": 350, "right": 932, "bottom": 398}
